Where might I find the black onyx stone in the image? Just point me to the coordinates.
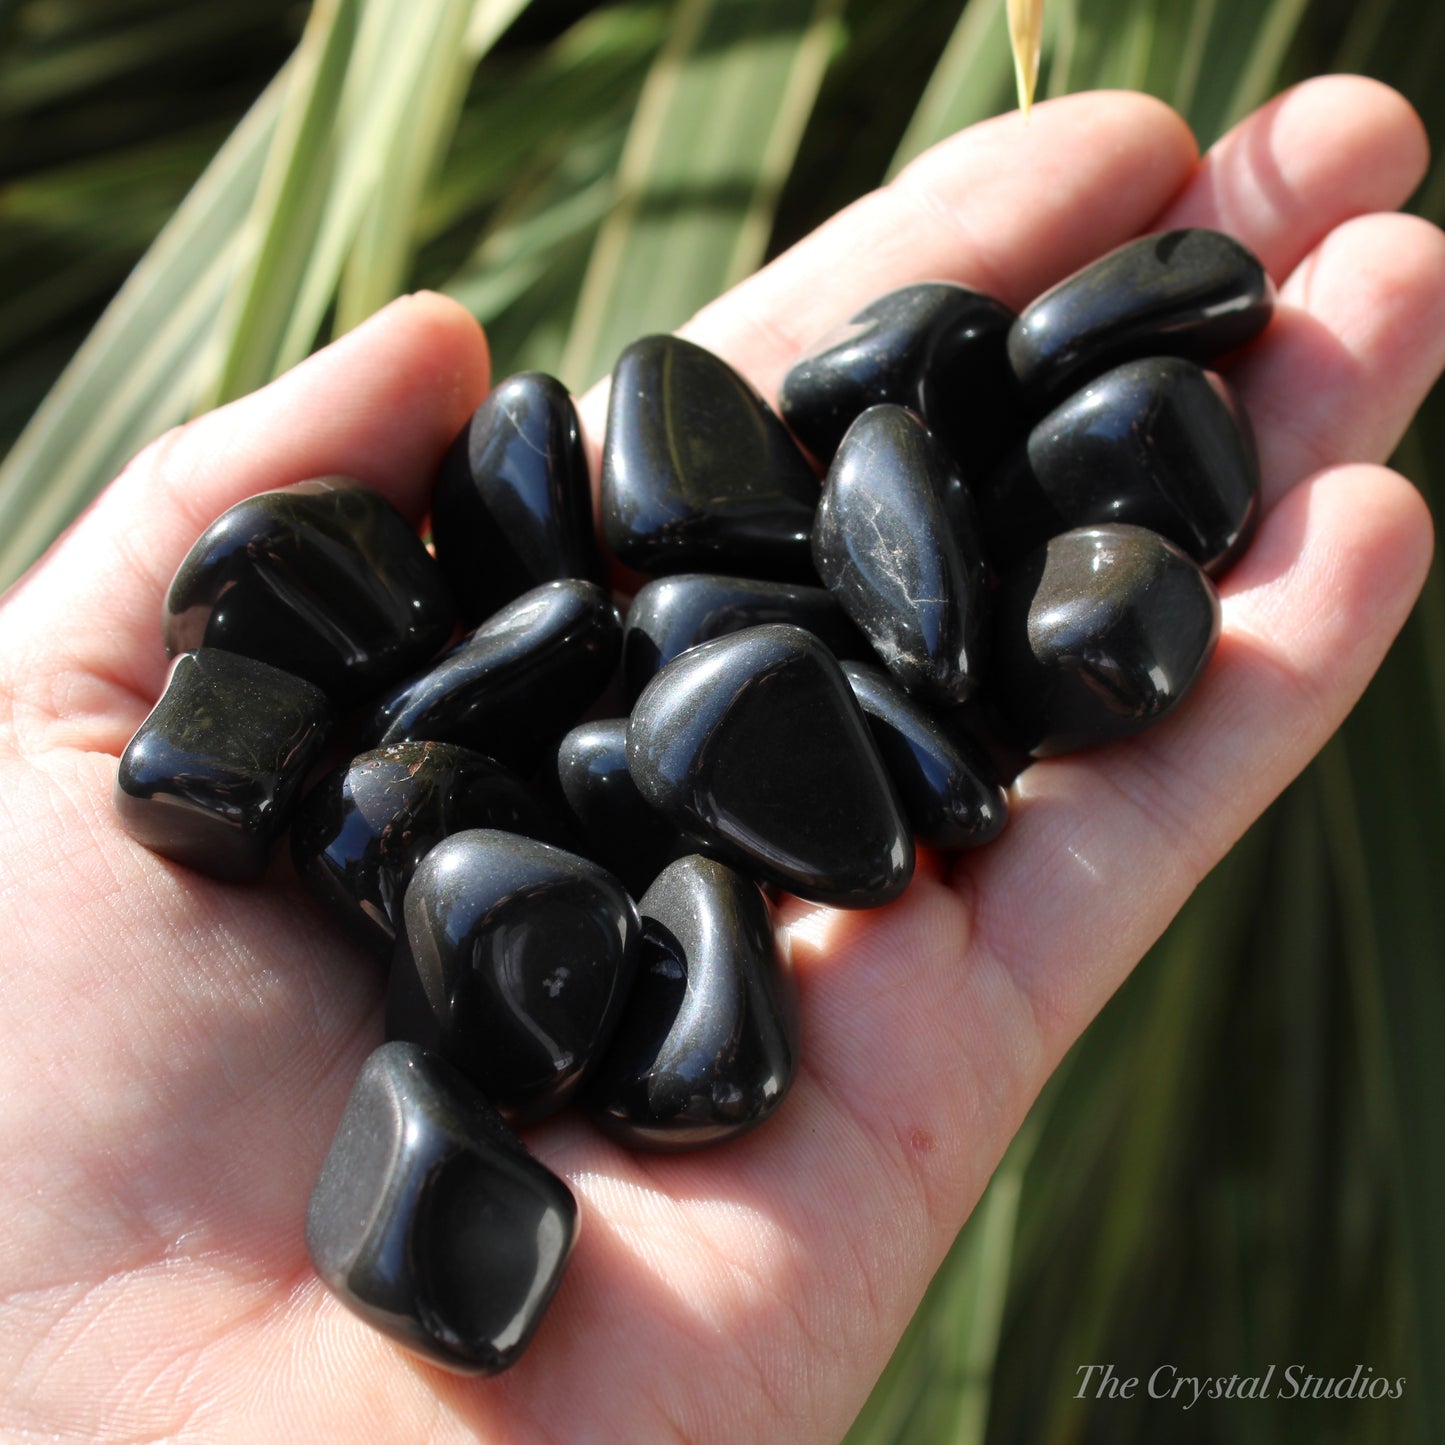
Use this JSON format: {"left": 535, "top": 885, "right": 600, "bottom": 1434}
{"left": 306, "top": 1041, "right": 577, "bottom": 1375}
{"left": 431, "top": 372, "right": 601, "bottom": 626}
{"left": 388, "top": 829, "right": 640, "bottom": 1125}
{"left": 115, "top": 648, "right": 332, "bottom": 883}
{"left": 627, "top": 624, "right": 913, "bottom": 907}
{"left": 977, "top": 356, "right": 1259, "bottom": 577}
{"left": 164, "top": 478, "right": 455, "bottom": 708}
{"left": 779, "top": 281, "right": 1021, "bottom": 468}
{"left": 600, "top": 334, "right": 820, "bottom": 579}
{"left": 552, "top": 719, "right": 690, "bottom": 899}
{"left": 1009, "top": 228, "right": 1274, "bottom": 404}
{"left": 291, "top": 742, "right": 569, "bottom": 956}
{"left": 358, "top": 579, "right": 622, "bottom": 770}
{"left": 588, "top": 854, "right": 799, "bottom": 1151}
{"left": 623, "top": 572, "right": 870, "bottom": 704}
{"left": 992, "top": 524, "right": 1221, "bottom": 757}
{"left": 842, "top": 661, "right": 1007, "bottom": 852}
{"left": 812, "top": 404, "right": 989, "bottom": 707}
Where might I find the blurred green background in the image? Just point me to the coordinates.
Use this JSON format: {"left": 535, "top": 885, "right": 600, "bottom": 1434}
{"left": 0, "top": 1, "right": 1439, "bottom": 1440}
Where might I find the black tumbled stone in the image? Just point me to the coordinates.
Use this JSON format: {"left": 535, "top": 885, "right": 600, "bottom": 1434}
{"left": 842, "top": 661, "right": 1007, "bottom": 851}
{"left": 623, "top": 572, "right": 870, "bottom": 704}
{"left": 588, "top": 854, "right": 799, "bottom": 1151}
{"left": 992, "top": 524, "right": 1222, "bottom": 756}
{"left": 978, "top": 356, "right": 1260, "bottom": 576}
{"left": 812, "top": 404, "right": 989, "bottom": 706}
{"left": 552, "top": 719, "right": 691, "bottom": 899}
{"left": 306, "top": 1041, "right": 577, "bottom": 1375}
{"left": 779, "top": 281, "right": 1021, "bottom": 468}
{"left": 164, "top": 478, "right": 455, "bottom": 708}
{"left": 115, "top": 648, "right": 332, "bottom": 882}
{"left": 388, "top": 830, "right": 640, "bottom": 1125}
{"left": 627, "top": 624, "right": 913, "bottom": 907}
{"left": 431, "top": 372, "right": 601, "bottom": 625}
{"left": 1009, "top": 228, "right": 1273, "bottom": 404}
{"left": 358, "top": 579, "right": 622, "bottom": 770}
{"left": 600, "top": 335, "right": 820, "bottom": 579}
{"left": 291, "top": 742, "right": 569, "bottom": 955}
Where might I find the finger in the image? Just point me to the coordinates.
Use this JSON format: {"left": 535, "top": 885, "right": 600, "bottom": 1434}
{"left": 673, "top": 90, "right": 1198, "bottom": 400}
{"left": 1154, "top": 75, "right": 1430, "bottom": 282}
{"left": 1229, "top": 211, "right": 1445, "bottom": 505}
{"left": 965, "top": 462, "right": 1432, "bottom": 1052}
{"left": 0, "top": 293, "right": 490, "bottom": 735}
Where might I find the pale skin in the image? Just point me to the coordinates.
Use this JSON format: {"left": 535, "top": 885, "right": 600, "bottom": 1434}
{"left": 0, "top": 77, "right": 1442, "bottom": 1443}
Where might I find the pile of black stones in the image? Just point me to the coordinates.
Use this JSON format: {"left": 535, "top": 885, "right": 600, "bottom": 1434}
{"left": 113, "top": 227, "right": 1272, "bottom": 1374}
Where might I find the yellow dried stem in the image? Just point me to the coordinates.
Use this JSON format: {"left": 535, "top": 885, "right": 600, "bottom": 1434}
{"left": 1006, "top": 0, "right": 1044, "bottom": 117}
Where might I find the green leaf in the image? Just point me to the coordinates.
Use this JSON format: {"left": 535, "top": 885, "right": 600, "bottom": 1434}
{"left": 0, "top": 66, "right": 284, "bottom": 588}
{"left": 559, "top": 0, "right": 843, "bottom": 390}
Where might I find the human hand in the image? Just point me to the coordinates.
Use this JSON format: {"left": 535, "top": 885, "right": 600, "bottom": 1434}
{"left": 0, "top": 76, "right": 1441, "bottom": 1442}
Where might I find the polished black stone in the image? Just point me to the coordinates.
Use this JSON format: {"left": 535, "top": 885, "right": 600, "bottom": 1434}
{"left": 779, "top": 281, "right": 1022, "bottom": 468}
{"left": 552, "top": 719, "right": 690, "bottom": 899}
{"left": 977, "top": 356, "right": 1259, "bottom": 576}
{"left": 165, "top": 478, "right": 455, "bottom": 708}
{"left": 1009, "top": 229, "right": 1274, "bottom": 403}
{"left": 627, "top": 624, "right": 913, "bottom": 907}
{"left": 431, "top": 372, "right": 601, "bottom": 625}
{"left": 115, "top": 648, "right": 332, "bottom": 882}
{"left": 306, "top": 1041, "right": 577, "bottom": 1375}
{"left": 600, "top": 334, "right": 820, "bottom": 579}
{"left": 291, "top": 742, "right": 569, "bottom": 955}
{"left": 992, "top": 524, "right": 1221, "bottom": 756}
{"left": 587, "top": 854, "right": 799, "bottom": 1151}
{"left": 812, "top": 404, "right": 989, "bottom": 706}
{"left": 842, "top": 661, "right": 1007, "bottom": 851}
{"left": 358, "top": 579, "right": 622, "bottom": 770}
{"left": 623, "top": 572, "right": 870, "bottom": 703}
{"left": 388, "top": 829, "right": 640, "bottom": 1125}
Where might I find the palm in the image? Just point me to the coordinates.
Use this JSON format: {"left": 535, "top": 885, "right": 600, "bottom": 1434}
{"left": 2, "top": 81, "right": 1441, "bottom": 1442}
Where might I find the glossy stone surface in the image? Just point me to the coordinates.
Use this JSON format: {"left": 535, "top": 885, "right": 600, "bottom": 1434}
{"left": 552, "top": 719, "right": 690, "bottom": 898}
{"left": 977, "top": 356, "right": 1259, "bottom": 576}
{"left": 388, "top": 830, "right": 640, "bottom": 1124}
{"left": 1009, "top": 229, "right": 1274, "bottom": 403}
{"left": 588, "top": 855, "right": 799, "bottom": 1151}
{"left": 779, "top": 281, "right": 1021, "bottom": 468}
{"left": 812, "top": 404, "right": 989, "bottom": 706}
{"left": 600, "top": 334, "right": 820, "bottom": 579}
{"left": 359, "top": 579, "right": 622, "bottom": 770}
{"left": 623, "top": 572, "right": 870, "bottom": 703}
{"left": 115, "top": 648, "right": 332, "bottom": 882}
{"left": 291, "top": 742, "right": 569, "bottom": 955}
{"left": 306, "top": 1041, "right": 577, "bottom": 1375}
{"left": 842, "top": 661, "right": 1007, "bottom": 851}
{"left": 165, "top": 478, "right": 455, "bottom": 707}
{"left": 627, "top": 624, "right": 913, "bottom": 906}
{"left": 992, "top": 524, "right": 1221, "bottom": 756}
{"left": 431, "top": 372, "right": 601, "bottom": 625}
